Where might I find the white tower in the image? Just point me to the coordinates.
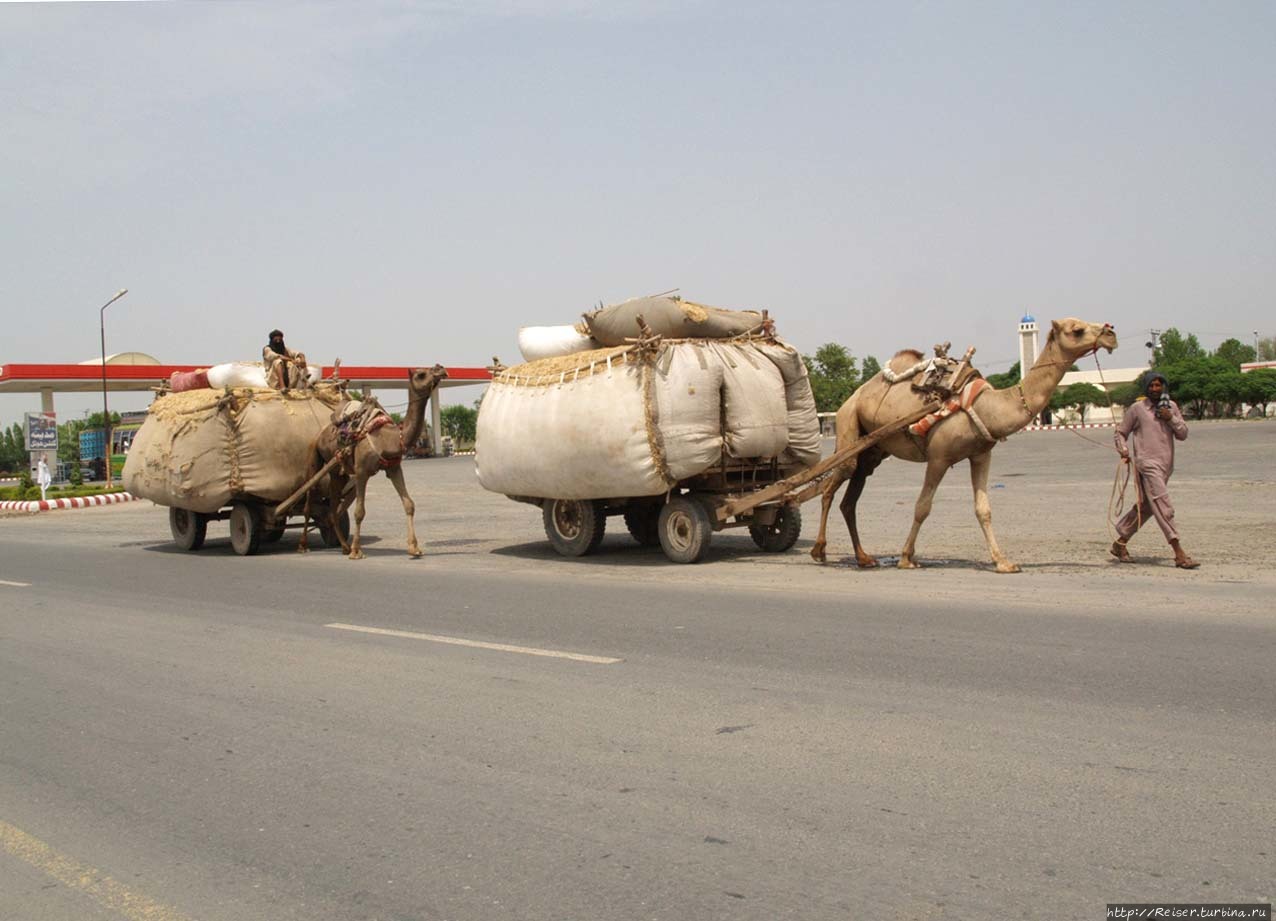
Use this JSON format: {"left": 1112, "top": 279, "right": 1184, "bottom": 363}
{"left": 1018, "top": 313, "right": 1039, "bottom": 376}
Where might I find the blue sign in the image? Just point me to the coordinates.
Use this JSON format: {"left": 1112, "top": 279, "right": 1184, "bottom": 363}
{"left": 25, "top": 413, "right": 58, "bottom": 451}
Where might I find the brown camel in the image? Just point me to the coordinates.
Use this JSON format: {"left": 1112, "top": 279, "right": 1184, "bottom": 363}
{"left": 303, "top": 365, "right": 448, "bottom": 559}
{"left": 810, "top": 318, "right": 1117, "bottom": 573}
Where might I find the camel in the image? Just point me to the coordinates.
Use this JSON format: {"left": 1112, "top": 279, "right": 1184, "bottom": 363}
{"left": 810, "top": 318, "right": 1117, "bottom": 573}
{"left": 302, "top": 365, "right": 448, "bottom": 560}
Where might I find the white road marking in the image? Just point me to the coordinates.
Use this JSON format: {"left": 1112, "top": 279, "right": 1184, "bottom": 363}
{"left": 326, "top": 623, "right": 622, "bottom": 664}
{"left": 0, "top": 579, "right": 31, "bottom": 587}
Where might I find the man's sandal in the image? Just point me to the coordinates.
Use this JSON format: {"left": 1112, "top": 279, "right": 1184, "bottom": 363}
{"left": 1175, "top": 557, "right": 1200, "bottom": 570}
{"left": 1110, "top": 542, "right": 1134, "bottom": 563}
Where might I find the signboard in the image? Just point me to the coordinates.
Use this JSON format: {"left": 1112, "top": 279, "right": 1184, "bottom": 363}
{"left": 24, "top": 412, "right": 58, "bottom": 452}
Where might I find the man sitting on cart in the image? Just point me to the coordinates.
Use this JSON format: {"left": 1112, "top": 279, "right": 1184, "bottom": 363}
{"left": 263, "top": 329, "right": 309, "bottom": 390}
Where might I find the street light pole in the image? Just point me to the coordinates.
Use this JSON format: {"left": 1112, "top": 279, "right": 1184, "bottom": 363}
{"left": 99, "top": 288, "right": 128, "bottom": 488}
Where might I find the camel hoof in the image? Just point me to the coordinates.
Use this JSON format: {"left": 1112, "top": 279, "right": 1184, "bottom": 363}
{"left": 348, "top": 550, "right": 366, "bottom": 561}
{"left": 809, "top": 546, "right": 826, "bottom": 564}
{"left": 995, "top": 562, "right": 1022, "bottom": 574}
{"left": 408, "top": 549, "right": 423, "bottom": 559}
{"left": 897, "top": 559, "right": 921, "bottom": 570}
{"left": 856, "top": 556, "right": 879, "bottom": 569}
{"left": 296, "top": 545, "right": 309, "bottom": 554}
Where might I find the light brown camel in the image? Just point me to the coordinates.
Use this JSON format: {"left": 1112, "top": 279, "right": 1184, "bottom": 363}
{"left": 303, "top": 365, "right": 448, "bottom": 559}
{"left": 810, "top": 318, "right": 1117, "bottom": 573}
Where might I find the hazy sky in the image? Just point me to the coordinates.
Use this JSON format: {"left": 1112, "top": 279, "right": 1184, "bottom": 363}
{"left": 3, "top": 0, "right": 1273, "bottom": 425}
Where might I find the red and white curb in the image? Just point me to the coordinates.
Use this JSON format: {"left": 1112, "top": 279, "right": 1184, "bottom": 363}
{"left": 0, "top": 492, "right": 138, "bottom": 513}
{"left": 1021, "top": 422, "right": 1116, "bottom": 432}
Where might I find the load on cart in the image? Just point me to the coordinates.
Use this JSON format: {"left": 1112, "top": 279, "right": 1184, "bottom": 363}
{"left": 122, "top": 362, "right": 352, "bottom": 555}
{"left": 475, "top": 294, "right": 823, "bottom": 563}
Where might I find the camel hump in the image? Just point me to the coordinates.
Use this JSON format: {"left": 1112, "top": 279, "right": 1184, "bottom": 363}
{"left": 888, "top": 349, "right": 925, "bottom": 373}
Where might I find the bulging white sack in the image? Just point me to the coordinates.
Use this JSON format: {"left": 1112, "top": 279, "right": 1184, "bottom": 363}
{"left": 206, "top": 362, "right": 321, "bottom": 389}
{"left": 517, "top": 326, "right": 600, "bottom": 362}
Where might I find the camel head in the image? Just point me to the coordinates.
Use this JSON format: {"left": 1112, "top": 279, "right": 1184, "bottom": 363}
{"left": 1048, "top": 318, "right": 1118, "bottom": 359}
{"left": 409, "top": 365, "right": 449, "bottom": 393}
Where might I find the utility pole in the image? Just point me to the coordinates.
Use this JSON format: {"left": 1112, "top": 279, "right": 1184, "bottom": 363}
{"left": 1144, "top": 329, "right": 1161, "bottom": 367}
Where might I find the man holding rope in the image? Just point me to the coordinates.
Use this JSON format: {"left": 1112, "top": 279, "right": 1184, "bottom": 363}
{"left": 1110, "top": 372, "right": 1199, "bottom": 569}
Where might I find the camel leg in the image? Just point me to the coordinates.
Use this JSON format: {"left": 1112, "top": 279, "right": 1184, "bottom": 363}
{"left": 347, "top": 475, "right": 369, "bottom": 560}
{"left": 843, "top": 448, "right": 884, "bottom": 568}
{"left": 898, "top": 457, "right": 950, "bottom": 569}
{"left": 810, "top": 467, "right": 848, "bottom": 563}
{"left": 386, "top": 464, "right": 422, "bottom": 558}
{"left": 970, "top": 450, "right": 1020, "bottom": 573}
{"left": 327, "top": 472, "right": 353, "bottom": 554}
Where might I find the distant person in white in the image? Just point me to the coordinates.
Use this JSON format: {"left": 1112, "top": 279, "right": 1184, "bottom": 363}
{"left": 37, "top": 453, "right": 52, "bottom": 501}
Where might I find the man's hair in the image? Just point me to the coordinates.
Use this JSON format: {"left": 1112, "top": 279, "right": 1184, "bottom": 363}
{"left": 269, "top": 329, "right": 284, "bottom": 339}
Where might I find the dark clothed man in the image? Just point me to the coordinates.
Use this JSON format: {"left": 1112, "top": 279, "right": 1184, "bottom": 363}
{"left": 263, "top": 329, "right": 308, "bottom": 390}
{"left": 1111, "top": 372, "right": 1198, "bottom": 568}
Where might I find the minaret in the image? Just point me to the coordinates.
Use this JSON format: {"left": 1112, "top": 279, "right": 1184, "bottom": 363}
{"left": 1018, "top": 313, "right": 1039, "bottom": 376}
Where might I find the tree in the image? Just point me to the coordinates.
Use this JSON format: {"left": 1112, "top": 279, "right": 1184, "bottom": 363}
{"left": 1258, "top": 337, "right": 1276, "bottom": 362}
{"left": 1203, "top": 368, "right": 1247, "bottom": 417}
{"left": 985, "top": 361, "right": 1020, "bottom": 391}
{"left": 1213, "top": 338, "right": 1256, "bottom": 368}
{"left": 440, "top": 405, "right": 477, "bottom": 445}
{"left": 802, "top": 343, "right": 859, "bottom": 412}
{"left": 859, "top": 355, "right": 882, "bottom": 386}
{"left": 1154, "top": 328, "right": 1204, "bottom": 366}
{"left": 1108, "top": 381, "right": 1142, "bottom": 408}
{"left": 1241, "top": 368, "right": 1276, "bottom": 416}
{"left": 1052, "top": 382, "right": 1108, "bottom": 423}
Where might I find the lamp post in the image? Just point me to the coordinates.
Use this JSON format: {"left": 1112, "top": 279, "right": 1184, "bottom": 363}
{"left": 99, "top": 288, "right": 128, "bottom": 488}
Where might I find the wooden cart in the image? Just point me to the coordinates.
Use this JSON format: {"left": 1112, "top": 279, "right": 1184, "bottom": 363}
{"left": 167, "top": 494, "right": 349, "bottom": 556}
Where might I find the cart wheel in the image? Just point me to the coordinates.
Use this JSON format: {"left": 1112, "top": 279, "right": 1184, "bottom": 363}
{"left": 749, "top": 504, "right": 802, "bottom": 553}
{"left": 169, "top": 507, "right": 207, "bottom": 551}
{"left": 263, "top": 524, "right": 286, "bottom": 544}
{"left": 318, "top": 508, "right": 350, "bottom": 549}
{"left": 623, "top": 503, "right": 661, "bottom": 547}
{"left": 658, "top": 495, "right": 713, "bottom": 564}
{"left": 229, "top": 501, "right": 262, "bottom": 556}
{"left": 543, "top": 499, "right": 606, "bottom": 557}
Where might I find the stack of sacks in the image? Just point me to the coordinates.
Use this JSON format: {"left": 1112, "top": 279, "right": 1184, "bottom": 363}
{"left": 476, "top": 338, "right": 819, "bottom": 501}
{"left": 123, "top": 384, "right": 344, "bottom": 513}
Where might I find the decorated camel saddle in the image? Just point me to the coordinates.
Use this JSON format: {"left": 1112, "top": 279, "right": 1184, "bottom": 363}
{"left": 883, "top": 342, "right": 996, "bottom": 443}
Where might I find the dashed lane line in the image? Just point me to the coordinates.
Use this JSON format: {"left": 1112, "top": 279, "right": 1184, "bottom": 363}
{"left": 325, "top": 622, "right": 623, "bottom": 664}
{"left": 0, "top": 579, "right": 31, "bottom": 587}
{"left": 0, "top": 818, "right": 197, "bottom": 921}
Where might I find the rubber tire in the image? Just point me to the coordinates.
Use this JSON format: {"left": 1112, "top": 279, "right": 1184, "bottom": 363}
{"left": 749, "top": 504, "right": 802, "bottom": 553}
{"left": 318, "top": 508, "right": 351, "bottom": 549}
{"left": 658, "top": 495, "right": 713, "bottom": 564}
{"left": 229, "top": 501, "right": 262, "bottom": 557}
{"left": 169, "top": 507, "right": 207, "bottom": 551}
{"left": 623, "top": 504, "right": 661, "bottom": 547}
{"left": 263, "top": 524, "right": 286, "bottom": 543}
{"left": 543, "top": 499, "right": 606, "bottom": 557}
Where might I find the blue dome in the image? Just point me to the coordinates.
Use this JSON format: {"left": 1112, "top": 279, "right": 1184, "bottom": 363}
{"left": 1020, "top": 313, "right": 1036, "bottom": 323}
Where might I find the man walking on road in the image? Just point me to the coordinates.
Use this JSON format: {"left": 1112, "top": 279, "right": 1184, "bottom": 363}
{"left": 1110, "top": 372, "right": 1199, "bottom": 569}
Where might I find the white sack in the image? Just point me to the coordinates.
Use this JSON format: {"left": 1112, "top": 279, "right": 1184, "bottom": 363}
{"left": 753, "top": 341, "right": 822, "bottom": 466}
{"left": 706, "top": 342, "right": 789, "bottom": 459}
{"left": 517, "top": 326, "right": 600, "bottom": 362}
{"left": 207, "top": 362, "right": 321, "bottom": 389}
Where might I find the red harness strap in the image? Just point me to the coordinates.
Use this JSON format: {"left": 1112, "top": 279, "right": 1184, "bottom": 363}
{"left": 909, "top": 378, "right": 991, "bottom": 439}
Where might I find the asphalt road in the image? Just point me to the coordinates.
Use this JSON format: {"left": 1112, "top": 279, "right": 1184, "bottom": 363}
{"left": 1, "top": 422, "right": 1273, "bottom": 920}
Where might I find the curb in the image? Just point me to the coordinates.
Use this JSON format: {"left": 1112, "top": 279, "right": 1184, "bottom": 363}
{"left": 0, "top": 492, "right": 139, "bottom": 513}
{"left": 1021, "top": 422, "right": 1116, "bottom": 432}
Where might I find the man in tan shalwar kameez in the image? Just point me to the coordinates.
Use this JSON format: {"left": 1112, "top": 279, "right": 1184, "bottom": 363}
{"left": 1111, "top": 372, "right": 1199, "bottom": 569}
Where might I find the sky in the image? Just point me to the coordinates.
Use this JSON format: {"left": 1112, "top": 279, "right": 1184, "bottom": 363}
{"left": 2, "top": 0, "right": 1273, "bottom": 426}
